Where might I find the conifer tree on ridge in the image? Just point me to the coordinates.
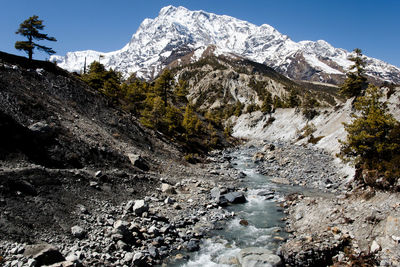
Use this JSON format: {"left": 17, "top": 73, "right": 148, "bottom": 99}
{"left": 15, "top": 15, "right": 57, "bottom": 60}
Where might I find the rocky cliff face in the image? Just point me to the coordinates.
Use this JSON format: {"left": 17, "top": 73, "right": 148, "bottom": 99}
{"left": 51, "top": 5, "right": 400, "bottom": 85}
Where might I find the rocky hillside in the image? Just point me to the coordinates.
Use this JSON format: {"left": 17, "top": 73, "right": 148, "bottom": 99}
{"left": 0, "top": 52, "right": 247, "bottom": 266}
{"left": 51, "top": 5, "right": 400, "bottom": 85}
{"left": 232, "top": 85, "right": 400, "bottom": 158}
{"left": 168, "top": 48, "right": 341, "bottom": 115}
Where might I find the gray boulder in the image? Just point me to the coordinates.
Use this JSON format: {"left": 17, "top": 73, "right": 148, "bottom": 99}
{"left": 71, "top": 225, "right": 86, "bottom": 239}
{"left": 210, "top": 187, "right": 221, "bottom": 200}
{"left": 238, "top": 247, "right": 282, "bottom": 267}
{"left": 132, "top": 252, "right": 146, "bottom": 266}
{"left": 223, "top": 192, "right": 246, "bottom": 204}
{"left": 161, "top": 183, "right": 176, "bottom": 194}
{"left": 127, "top": 153, "right": 149, "bottom": 171}
{"left": 23, "top": 243, "right": 65, "bottom": 266}
{"left": 133, "top": 199, "right": 149, "bottom": 216}
{"left": 28, "top": 121, "right": 54, "bottom": 138}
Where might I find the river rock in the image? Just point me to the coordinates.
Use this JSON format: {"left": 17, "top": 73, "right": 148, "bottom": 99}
{"left": 223, "top": 192, "right": 246, "bottom": 204}
{"left": 210, "top": 187, "right": 221, "bottom": 200}
{"left": 124, "top": 200, "right": 135, "bottom": 213}
{"left": 253, "top": 152, "right": 265, "bottom": 162}
{"left": 257, "top": 190, "right": 275, "bottom": 197}
{"left": 133, "top": 199, "right": 149, "bottom": 215}
{"left": 132, "top": 252, "right": 146, "bottom": 266}
{"left": 164, "top": 196, "right": 175, "bottom": 204}
{"left": 240, "top": 219, "right": 249, "bottom": 226}
{"left": 218, "top": 255, "right": 239, "bottom": 265}
{"left": 127, "top": 153, "right": 149, "bottom": 171}
{"left": 71, "top": 225, "right": 86, "bottom": 239}
{"left": 161, "top": 183, "right": 176, "bottom": 194}
{"left": 123, "top": 252, "right": 134, "bottom": 264}
{"left": 186, "top": 239, "right": 200, "bottom": 252}
{"left": 370, "top": 240, "right": 381, "bottom": 253}
{"left": 238, "top": 247, "right": 281, "bottom": 267}
{"left": 148, "top": 245, "right": 159, "bottom": 258}
{"left": 238, "top": 172, "right": 247, "bottom": 179}
{"left": 23, "top": 243, "right": 65, "bottom": 266}
{"left": 28, "top": 121, "right": 54, "bottom": 138}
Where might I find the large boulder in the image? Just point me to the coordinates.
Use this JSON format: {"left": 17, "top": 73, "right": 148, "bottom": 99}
{"left": 186, "top": 239, "right": 200, "bottom": 252}
{"left": 71, "top": 225, "right": 87, "bottom": 239}
{"left": 223, "top": 192, "right": 247, "bottom": 204}
{"left": 23, "top": 243, "right": 65, "bottom": 266}
{"left": 132, "top": 199, "right": 149, "bottom": 215}
{"left": 113, "top": 220, "right": 134, "bottom": 244}
{"left": 126, "top": 153, "right": 149, "bottom": 171}
{"left": 210, "top": 187, "right": 221, "bottom": 200}
{"left": 28, "top": 121, "right": 55, "bottom": 138}
{"left": 238, "top": 247, "right": 282, "bottom": 267}
{"left": 161, "top": 183, "right": 176, "bottom": 194}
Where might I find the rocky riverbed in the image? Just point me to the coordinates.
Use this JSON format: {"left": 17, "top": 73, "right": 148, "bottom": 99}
{"left": 0, "top": 150, "right": 247, "bottom": 267}
{"left": 2, "top": 140, "right": 400, "bottom": 267}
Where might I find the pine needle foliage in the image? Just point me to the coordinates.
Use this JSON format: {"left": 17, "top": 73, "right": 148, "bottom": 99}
{"left": 81, "top": 61, "right": 122, "bottom": 102}
{"left": 339, "top": 48, "right": 368, "bottom": 98}
{"left": 15, "top": 15, "right": 57, "bottom": 60}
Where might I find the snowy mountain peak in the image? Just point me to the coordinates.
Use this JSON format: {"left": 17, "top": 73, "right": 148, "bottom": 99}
{"left": 51, "top": 6, "right": 400, "bottom": 84}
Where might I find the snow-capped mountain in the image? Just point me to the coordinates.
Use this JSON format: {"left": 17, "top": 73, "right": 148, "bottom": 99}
{"left": 51, "top": 5, "right": 400, "bottom": 84}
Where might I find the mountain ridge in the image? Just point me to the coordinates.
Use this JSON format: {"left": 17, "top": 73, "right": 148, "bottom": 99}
{"left": 51, "top": 5, "right": 400, "bottom": 84}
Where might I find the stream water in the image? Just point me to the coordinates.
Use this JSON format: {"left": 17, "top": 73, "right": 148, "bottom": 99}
{"left": 169, "top": 146, "right": 317, "bottom": 266}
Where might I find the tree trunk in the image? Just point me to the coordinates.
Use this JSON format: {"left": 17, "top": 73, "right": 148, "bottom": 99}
{"left": 28, "top": 34, "right": 33, "bottom": 61}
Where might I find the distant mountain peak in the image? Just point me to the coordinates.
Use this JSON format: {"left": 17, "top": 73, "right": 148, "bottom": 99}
{"left": 51, "top": 6, "right": 400, "bottom": 84}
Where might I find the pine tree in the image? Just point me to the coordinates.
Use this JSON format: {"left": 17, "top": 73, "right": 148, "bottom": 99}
{"left": 339, "top": 48, "right": 368, "bottom": 98}
{"left": 301, "top": 92, "right": 320, "bottom": 120}
{"left": 286, "top": 89, "right": 300, "bottom": 108}
{"left": 164, "top": 105, "right": 183, "bottom": 135}
{"left": 339, "top": 85, "right": 400, "bottom": 173}
{"left": 15, "top": 15, "right": 57, "bottom": 60}
{"left": 182, "top": 104, "right": 200, "bottom": 137}
{"left": 261, "top": 91, "right": 273, "bottom": 114}
{"left": 81, "top": 61, "right": 122, "bottom": 102}
{"left": 174, "top": 79, "right": 189, "bottom": 103}
{"left": 140, "top": 96, "right": 166, "bottom": 130}
{"left": 154, "top": 69, "right": 174, "bottom": 107}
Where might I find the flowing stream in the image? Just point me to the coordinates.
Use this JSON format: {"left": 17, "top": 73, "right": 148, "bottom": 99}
{"left": 169, "top": 146, "right": 319, "bottom": 266}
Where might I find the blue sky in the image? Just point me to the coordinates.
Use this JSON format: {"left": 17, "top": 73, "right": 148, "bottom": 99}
{"left": 1, "top": 0, "right": 399, "bottom": 67}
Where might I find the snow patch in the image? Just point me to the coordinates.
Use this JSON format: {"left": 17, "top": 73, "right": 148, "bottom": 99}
{"left": 303, "top": 54, "right": 343, "bottom": 74}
